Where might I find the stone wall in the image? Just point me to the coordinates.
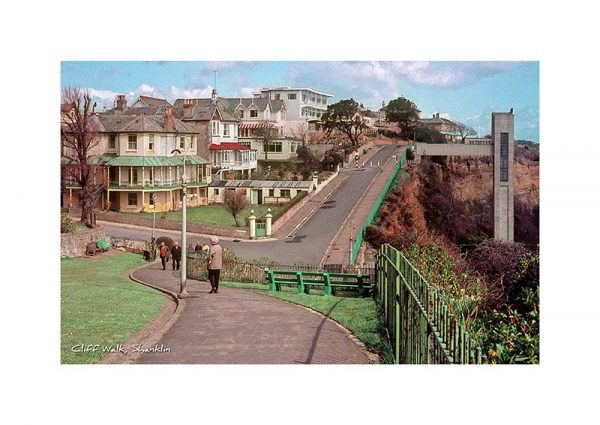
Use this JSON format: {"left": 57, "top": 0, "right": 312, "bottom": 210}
{"left": 61, "top": 227, "right": 106, "bottom": 258}
{"left": 108, "top": 236, "right": 149, "bottom": 253}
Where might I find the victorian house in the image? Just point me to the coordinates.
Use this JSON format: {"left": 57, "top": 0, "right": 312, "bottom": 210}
{"left": 62, "top": 95, "right": 212, "bottom": 213}
{"left": 172, "top": 90, "right": 257, "bottom": 179}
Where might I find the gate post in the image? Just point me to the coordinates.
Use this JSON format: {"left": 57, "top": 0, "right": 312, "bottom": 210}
{"left": 265, "top": 208, "right": 273, "bottom": 237}
{"left": 248, "top": 210, "right": 256, "bottom": 240}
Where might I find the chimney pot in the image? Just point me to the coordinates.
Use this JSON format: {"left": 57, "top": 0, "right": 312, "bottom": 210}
{"left": 115, "top": 95, "right": 127, "bottom": 111}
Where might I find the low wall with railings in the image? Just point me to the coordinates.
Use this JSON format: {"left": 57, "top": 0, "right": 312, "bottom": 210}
{"left": 415, "top": 142, "right": 493, "bottom": 157}
{"left": 185, "top": 252, "right": 374, "bottom": 285}
{"left": 377, "top": 244, "right": 484, "bottom": 364}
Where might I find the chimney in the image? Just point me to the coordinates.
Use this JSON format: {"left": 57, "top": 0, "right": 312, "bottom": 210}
{"left": 211, "top": 88, "right": 218, "bottom": 103}
{"left": 164, "top": 106, "right": 174, "bottom": 130}
{"left": 116, "top": 94, "right": 127, "bottom": 111}
{"left": 435, "top": 112, "right": 440, "bottom": 118}
{"left": 183, "top": 99, "right": 193, "bottom": 119}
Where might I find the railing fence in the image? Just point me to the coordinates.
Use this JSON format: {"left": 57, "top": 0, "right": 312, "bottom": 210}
{"left": 377, "top": 243, "right": 484, "bottom": 364}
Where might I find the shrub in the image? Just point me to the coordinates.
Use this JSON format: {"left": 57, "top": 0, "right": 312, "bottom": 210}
{"left": 61, "top": 213, "right": 74, "bottom": 233}
{"left": 466, "top": 240, "right": 533, "bottom": 312}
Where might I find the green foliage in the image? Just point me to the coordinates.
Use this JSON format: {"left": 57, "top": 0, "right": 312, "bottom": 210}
{"left": 477, "top": 285, "right": 539, "bottom": 364}
{"left": 296, "top": 146, "right": 319, "bottom": 179}
{"left": 321, "top": 98, "right": 367, "bottom": 145}
{"left": 320, "top": 146, "right": 345, "bottom": 171}
{"left": 385, "top": 97, "right": 420, "bottom": 132}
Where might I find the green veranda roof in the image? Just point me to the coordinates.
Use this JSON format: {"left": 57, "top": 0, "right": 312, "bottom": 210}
{"left": 88, "top": 155, "right": 210, "bottom": 167}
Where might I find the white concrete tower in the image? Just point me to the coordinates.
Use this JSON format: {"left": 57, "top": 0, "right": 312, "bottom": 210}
{"left": 492, "top": 109, "right": 515, "bottom": 242}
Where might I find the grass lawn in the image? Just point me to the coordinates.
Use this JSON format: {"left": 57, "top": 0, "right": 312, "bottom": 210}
{"left": 136, "top": 204, "right": 285, "bottom": 228}
{"left": 61, "top": 252, "right": 166, "bottom": 364}
{"left": 220, "top": 281, "right": 392, "bottom": 362}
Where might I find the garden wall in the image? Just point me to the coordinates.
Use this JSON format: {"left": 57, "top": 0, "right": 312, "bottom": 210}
{"left": 61, "top": 227, "right": 106, "bottom": 258}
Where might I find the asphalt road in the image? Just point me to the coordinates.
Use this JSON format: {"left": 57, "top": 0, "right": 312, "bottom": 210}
{"left": 103, "top": 145, "right": 398, "bottom": 266}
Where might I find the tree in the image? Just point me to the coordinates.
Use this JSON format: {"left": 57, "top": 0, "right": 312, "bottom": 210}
{"left": 296, "top": 146, "right": 319, "bottom": 179}
{"left": 321, "top": 98, "right": 367, "bottom": 146}
{"left": 61, "top": 87, "right": 105, "bottom": 228}
{"left": 320, "top": 146, "right": 345, "bottom": 171}
{"left": 385, "top": 97, "right": 420, "bottom": 135}
{"left": 253, "top": 121, "right": 279, "bottom": 160}
{"left": 456, "top": 121, "right": 477, "bottom": 142}
{"left": 223, "top": 189, "right": 249, "bottom": 227}
{"left": 290, "top": 122, "right": 310, "bottom": 146}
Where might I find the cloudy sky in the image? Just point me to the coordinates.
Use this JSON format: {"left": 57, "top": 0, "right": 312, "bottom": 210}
{"left": 61, "top": 61, "right": 539, "bottom": 142}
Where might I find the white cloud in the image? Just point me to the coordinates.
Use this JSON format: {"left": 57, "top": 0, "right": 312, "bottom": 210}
{"left": 287, "top": 61, "right": 521, "bottom": 110}
{"left": 234, "top": 87, "right": 259, "bottom": 97}
{"left": 138, "top": 83, "right": 155, "bottom": 92}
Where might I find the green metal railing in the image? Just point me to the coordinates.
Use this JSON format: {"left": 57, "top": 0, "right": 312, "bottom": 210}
{"left": 377, "top": 244, "right": 483, "bottom": 364}
{"left": 350, "top": 150, "right": 407, "bottom": 264}
{"left": 265, "top": 269, "right": 371, "bottom": 297}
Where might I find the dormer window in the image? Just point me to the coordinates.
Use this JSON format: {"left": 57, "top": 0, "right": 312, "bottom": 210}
{"left": 238, "top": 109, "right": 244, "bottom": 118}
{"left": 212, "top": 121, "right": 220, "bottom": 136}
{"left": 250, "top": 110, "right": 258, "bottom": 118}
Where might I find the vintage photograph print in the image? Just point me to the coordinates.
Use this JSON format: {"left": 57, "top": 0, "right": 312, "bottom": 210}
{"left": 60, "top": 61, "right": 539, "bottom": 364}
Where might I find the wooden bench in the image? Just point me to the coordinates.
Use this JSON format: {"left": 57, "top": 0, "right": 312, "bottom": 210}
{"left": 264, "top": 269, "right": 372, "bottom": 297}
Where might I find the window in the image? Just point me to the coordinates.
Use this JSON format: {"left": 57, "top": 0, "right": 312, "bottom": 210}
{"left": 280, "top": 189, "right": 290, "bottom": 198}
{"left": 267, "top": 141, "right": 282, "bottom": 153}
{"left": 291, "top": 142, "right": 298, "bottom": 153}
{"left": 127, "top": 193, "right": 137, "bottom": 206}
{"left": 288, "top": 93, "right": 297, "bottom": 100}
{"left": 128, "top": 135, "right": 137, "bottom": 150}
{"left": 223, "top": 124, "right": 230, "bottom": 137}
{"left": 148, "top": 134, "right": 154, "bottom": 151}
{"left": 240, "top": 141, "right": 251, "bottom": 148}
{"left": 191, "top": 138, "right": 195, "bottom": 149}
{"left": 274, "top": 94, "right": 280, "bottom": 100}
{"left": 238, "top": 109, "right": 244, "bottom": 118}
{"left": 180, "top": 137, "right": 185, "bottom": 149}
{"left": 500, "top": 133, "right": 509, "bottom": 182}
{"left": 250, "top": 110, "right": 258, "bottom": 118}
{"left": 269, "top": 189, "right": 274, "bottom": 197}
{"left": 212, "top": 121, "right": 220, "bottom": 136}
{"left": 109, "top": 134, "right": 116, "bottom": 149}
{"left": 214, "top": 189, "right": 219, "bottom": 195}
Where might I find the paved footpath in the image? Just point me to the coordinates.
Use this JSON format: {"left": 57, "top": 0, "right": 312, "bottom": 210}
{"left": 132, "top": 262, "right": 373, "bottom": 364}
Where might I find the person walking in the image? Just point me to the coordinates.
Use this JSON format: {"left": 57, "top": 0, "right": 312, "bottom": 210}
{"left": 159, "top": 242, "right": 168, "bottom": 270}
{"left": 208, "top": 236, "right": 223, "bottom": 294}
{"left": 171, "top": 241, "right": 182, "bottom": 271}
{"left": 194, "top": 242, "right": 201, "bottom": 253}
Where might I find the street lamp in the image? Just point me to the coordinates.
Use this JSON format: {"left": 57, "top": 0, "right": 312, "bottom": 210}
{"left": 171, "top": 136, "right": 190, "bottom": 298}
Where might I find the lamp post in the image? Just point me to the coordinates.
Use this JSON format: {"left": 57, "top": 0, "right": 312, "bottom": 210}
{"left": 172, "top": 137, "right": 189, "bottom": 298}
{"left": 150, "top": 193, "right": 156, "bottom": 259}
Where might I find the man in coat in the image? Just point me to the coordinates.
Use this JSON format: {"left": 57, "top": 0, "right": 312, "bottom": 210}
{"left": 171, "top": 241, "right": 182, "bottom": 271}
{"left": 208, "top": 236, "right": 223, "bottom": 294}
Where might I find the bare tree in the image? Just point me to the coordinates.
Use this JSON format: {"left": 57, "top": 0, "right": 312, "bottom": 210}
{"left": 61, "top": 87, "right": 105, "bottom": 227}
{"left": 456, "top": 121, "right": 477, "bottom": 142}
{"left": 291, "top": 122, "right": 310, "bottom": 146}
{"left": 253, "top": 121, "right": 278, "bottom": 160}
{"left": 223, "top": 189, "right": 249, "bottom": 227}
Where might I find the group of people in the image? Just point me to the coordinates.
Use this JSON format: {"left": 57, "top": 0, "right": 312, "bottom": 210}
{"left": 158, "top": 236, "right": 223, "bottom": 294}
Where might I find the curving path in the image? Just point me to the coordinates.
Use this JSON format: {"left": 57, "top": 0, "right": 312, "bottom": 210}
{"left": 131, "top": 262, "right": 373, "bottom": 364}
